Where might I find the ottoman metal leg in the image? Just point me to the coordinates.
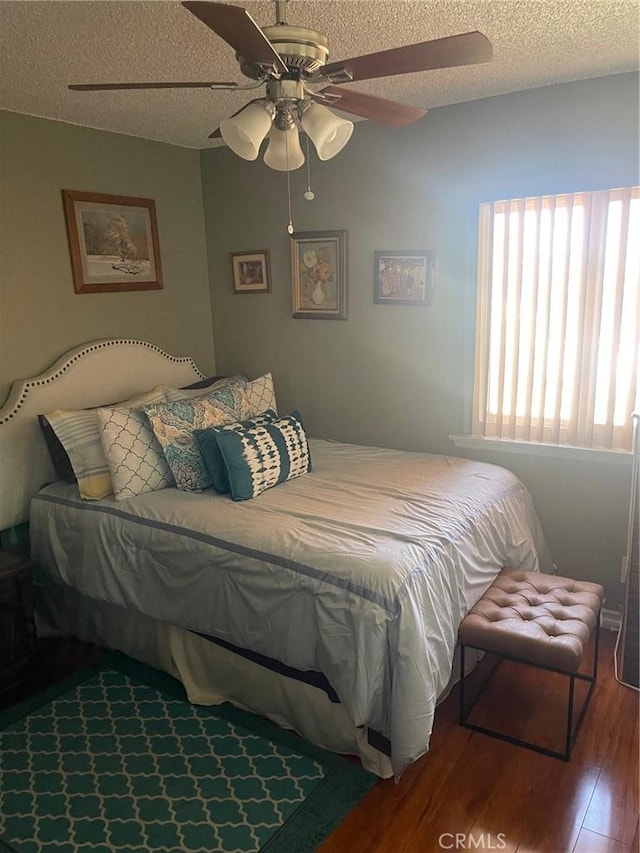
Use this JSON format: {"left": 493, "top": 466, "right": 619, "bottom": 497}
{"left": 459, "top": 612, "right": 600, "bottom": 761}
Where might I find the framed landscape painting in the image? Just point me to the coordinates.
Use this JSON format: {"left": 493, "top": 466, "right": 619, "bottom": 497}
{"left": 290, "top": 230, "right": 348, "bottom": 319}
{"left": 374, "top": 250, "right": 435, "bottom": 306}
{"left": 62, "top": 190, "right": 163, "bottom": 293}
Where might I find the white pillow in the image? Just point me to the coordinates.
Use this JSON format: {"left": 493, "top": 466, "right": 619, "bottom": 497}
{"left": 42, "top": 386, "right": 169, "bottom": 500}
{"left": 98, "top": 405, "right": 175, "bottom": 500}
{"left": 245, "top": 373, "right": 277, "bottom": 417}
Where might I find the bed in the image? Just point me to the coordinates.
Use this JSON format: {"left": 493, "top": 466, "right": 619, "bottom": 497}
{"left": 0, "top": 338, "right": 552, "bottom": 779}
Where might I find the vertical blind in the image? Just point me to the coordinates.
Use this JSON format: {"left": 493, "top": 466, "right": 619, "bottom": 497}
{"left": 473, "top": 186, "right": 640, "bottom": 452}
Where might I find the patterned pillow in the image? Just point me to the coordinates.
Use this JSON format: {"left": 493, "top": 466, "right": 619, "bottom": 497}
{"left": 42, "top": 386, "right": 169, "bottom": 500}
{"left": 194, "top": 410, "right": 277, "bottom": 494}
{"left": 181, "top": 375, "right": 229, "bottom": 390}
{"left": 143, "top": 382, "right": 249, "bottom": 491}
{"left": 215, "top": 411, "right": 311, "bottom": 501}
{"left": 245, "top": 373, "right": 277, "bottom": 417}
{"left": 97, "top": 405, "right": 175, "bottom": 500}
{"left": 166, "top": 376, "right": 248, "bottom": 402}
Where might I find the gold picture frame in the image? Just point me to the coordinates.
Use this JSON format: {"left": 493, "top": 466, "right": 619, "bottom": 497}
{"left": 291, "top": 230, "right": 348, "bottom": 320}
{"left": 374, "top": 250, "right": 435, "bottom": 306}
{"left": 231, "top": 250, "right": 271, "bottom": 294}
{"left": 62, "top": 190, "right": 163, "bottom": 293}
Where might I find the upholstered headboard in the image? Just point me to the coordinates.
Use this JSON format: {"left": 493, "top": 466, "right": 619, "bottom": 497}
{"left": 0, "top": 339, "right": 205, "bottom": 530}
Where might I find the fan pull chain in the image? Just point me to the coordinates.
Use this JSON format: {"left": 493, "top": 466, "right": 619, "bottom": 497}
{"left": 304, "top": 136, "right": 315, "bottom": 201}
{"left": 285, "top": 128, "right": 294, "bottom": 234}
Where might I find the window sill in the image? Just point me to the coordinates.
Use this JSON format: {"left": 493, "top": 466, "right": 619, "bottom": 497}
{"left": 449, "top": 435, "right": 632, "bottom": 465}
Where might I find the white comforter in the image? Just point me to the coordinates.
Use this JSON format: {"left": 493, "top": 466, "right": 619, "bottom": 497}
{"left": 30, "top": 438, "right": 551, "bottom": 777}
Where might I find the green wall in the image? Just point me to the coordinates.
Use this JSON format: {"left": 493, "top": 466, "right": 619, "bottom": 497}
{"left": 201, "top": 73, "right": 639, "bottom": 606}
{"left": 0, "top": 111, "right": 215, "bottom": 404}
{"left": 1, "top": 76, "right": 637, "bottom": 608}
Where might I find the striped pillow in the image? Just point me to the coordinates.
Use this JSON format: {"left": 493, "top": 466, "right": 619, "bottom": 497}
{"left": 42, "top": 386, "right": 169, "bottom": 500}
{"left": 215, "top": 411, "right": 311, "bottom": 501}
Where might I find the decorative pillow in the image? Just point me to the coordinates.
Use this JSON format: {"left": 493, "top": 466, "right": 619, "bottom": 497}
{"left": 194, "top": 409, "right": 277, "bottom": 494}
{"left": 166, "top": 375, "right": 248, "bottom": 402}
{"left": 38, "top": 414, "right": 76, "bottom": 483}
{"left": 182, "top": 375, "right": 229, "bottom": 391}
{"left": 41, "top": 386, "right": 169, "bottom": 500}
{"left": 97, "top": 405, "right": 175, "bottom": 500}
{"left": 245, "top": 373, "right": 277, "bottom": 417}
{"left": 143, "top": 383, "right": 250, "bottom": 492}
{"left": 216, "top": 411, "right": 311, "bottom": 502}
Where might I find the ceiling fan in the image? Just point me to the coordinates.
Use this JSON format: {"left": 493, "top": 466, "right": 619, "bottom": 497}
{"left": 70, "top": 0, "right": 493, "bottom": 171}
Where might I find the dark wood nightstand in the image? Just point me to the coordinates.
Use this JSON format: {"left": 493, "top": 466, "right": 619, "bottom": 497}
{"left": 0, "top": 552, "right": 39, "bottom": 707}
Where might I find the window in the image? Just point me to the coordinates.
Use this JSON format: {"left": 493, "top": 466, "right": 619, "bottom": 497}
{"left": 472, "top": 186, "right": 639, "bottom": 453}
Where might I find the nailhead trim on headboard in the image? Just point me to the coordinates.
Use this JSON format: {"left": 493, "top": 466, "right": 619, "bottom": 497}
{"left": 0, "top": 339, "right": 206, "bottom": 424}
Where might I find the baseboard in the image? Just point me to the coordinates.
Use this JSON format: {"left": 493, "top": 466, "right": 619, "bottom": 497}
{"left": 601, "top": 607, "right": 622, "bottom": 632}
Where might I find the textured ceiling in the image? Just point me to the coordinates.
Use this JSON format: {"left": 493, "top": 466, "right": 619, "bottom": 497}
{"left": 1, "top": 0, "right": 638, "bottom": 149}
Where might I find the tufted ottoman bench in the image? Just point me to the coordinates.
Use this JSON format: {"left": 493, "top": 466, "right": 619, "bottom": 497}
{"left": 458, "top": 568, "right": 604, "bottom": 760}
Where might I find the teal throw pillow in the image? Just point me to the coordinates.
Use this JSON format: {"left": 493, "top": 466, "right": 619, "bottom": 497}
{"left": 194, "top": 409, "right": 277, "bottom": 494}
{"left": 216, "top": 411, "right": 311, "bottom": 501}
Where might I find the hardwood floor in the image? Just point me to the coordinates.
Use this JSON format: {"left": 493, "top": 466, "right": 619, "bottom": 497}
{"left": 320, "top": 629, "right": 639, "bottom": 853}
{"left": 2, "top": 631, "right": 637, "bottom": 853}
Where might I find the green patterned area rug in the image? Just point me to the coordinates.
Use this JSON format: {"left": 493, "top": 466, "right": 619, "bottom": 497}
{"left": 0, "top": 655, "right": 376, "bottom": 853}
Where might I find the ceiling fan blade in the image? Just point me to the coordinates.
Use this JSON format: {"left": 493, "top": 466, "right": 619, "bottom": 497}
{"left": 69, "top": 81, "right": 238, "bottom": 91}
{"left": 319, "top": 31, "right": 492, "bottom": 83}
{"left": 318, "top": 86, "right": 427, "bottom": 127}
{"left": 182, "top": 1, "right": 288, "bottom": 75}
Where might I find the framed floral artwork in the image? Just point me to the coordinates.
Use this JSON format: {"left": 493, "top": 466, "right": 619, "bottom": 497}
{"left": 374, "top": 250, "right": 435, "bottom": 305}
{"left": 62, "top": 189, "right": 163, "bottom": 293}
{"left": 290, "top": 230, "right": 348, "bottom": 319}
{"left": 231, "top": 250, "right": 271, "bottom": 293}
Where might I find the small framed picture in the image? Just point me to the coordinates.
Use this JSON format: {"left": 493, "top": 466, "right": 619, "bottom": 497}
{"left": 231, "top": 251, "right": 271, "bottom": 294}
{"left": 374, "top": 250, "right": 435, "bottom": 306}
{"left": 62, "top": 189, "right": 163, "bottom": 293}
{"left": 290, "top": 230, "right": 348, "bottom": 320}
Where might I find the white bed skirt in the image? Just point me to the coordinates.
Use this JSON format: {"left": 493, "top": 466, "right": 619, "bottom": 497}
{"left": 35, "top": 585, "right": 396, "bottom": 778}
{"left": 36, "top": 585, "right": 479, "bottom": 779}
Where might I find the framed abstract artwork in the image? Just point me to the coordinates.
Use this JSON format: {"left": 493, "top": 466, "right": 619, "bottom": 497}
{"left": 62, "top": 190, "right": 163, "bottom": 293}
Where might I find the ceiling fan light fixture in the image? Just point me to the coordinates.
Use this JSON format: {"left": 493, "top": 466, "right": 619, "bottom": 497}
{"left": 68, "top": 3, "right": 494, "bottom": 155}
{"left": 301, "top": 102, "right": 353, "bottom": 161}
{"left": 220, "top": 101, "right": 273, "bottom": 161}
{"left": 264, "top": 126, "right": 305, "bottom": 171}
